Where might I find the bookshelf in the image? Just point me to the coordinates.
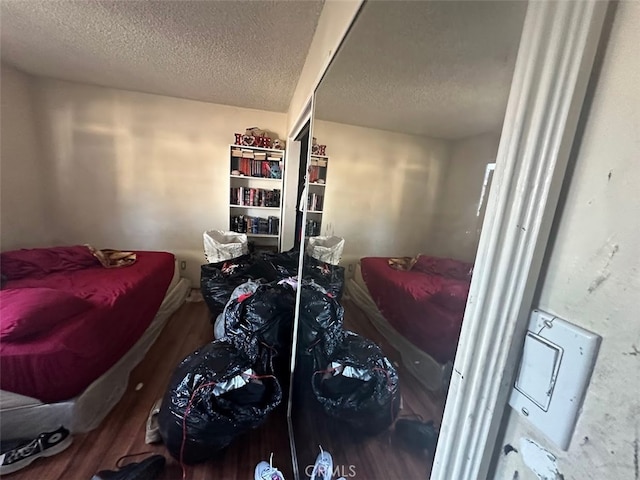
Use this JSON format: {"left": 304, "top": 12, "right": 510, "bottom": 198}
{"left": 229, "top": 144, "right": 285, "bottom": 249}
{"left": 306, "top": 154, "right": 328, "bottom": 237}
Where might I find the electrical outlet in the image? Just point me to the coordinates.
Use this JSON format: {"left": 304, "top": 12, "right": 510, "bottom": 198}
{"left": 348, "top": 263, "right": 354, "bottom": 273}
{"left": 180, "top": 261, "right": 187, "bottom": 270}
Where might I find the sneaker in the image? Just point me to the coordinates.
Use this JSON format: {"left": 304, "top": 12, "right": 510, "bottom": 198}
{"left": 254, "top": 453, "right": 285, "bottom": 480}
{"left": 92, "top": 454, "right": 165, "bottom": 480}
{"left": 310, "top": 446, "right": 332, "bottom": 480}
{"left": 145, "top": 398, "right": 162, "bottom": 444}
{"left": 0, "top": 426, "right": 72, "bottom": 475}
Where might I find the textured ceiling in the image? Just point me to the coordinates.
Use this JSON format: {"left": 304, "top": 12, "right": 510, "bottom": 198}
{"left": 1, "top": 0, "right": 324, "bottom": 112}
{"left": 315, "top": 1, "right": 527, "bottom": 140}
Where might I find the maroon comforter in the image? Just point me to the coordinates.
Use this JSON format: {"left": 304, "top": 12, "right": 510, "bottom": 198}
{"left": 360, "top": 256, "right": 472, "bottom": 364}
{"left": 0, "top": 246, "right": 175, "bottom": 402}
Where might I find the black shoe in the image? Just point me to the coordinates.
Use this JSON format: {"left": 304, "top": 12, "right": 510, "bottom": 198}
{"left": 0, "top": 426, "right": 73, "bottom": 475}
{"left": 92, "top": 454, "right": 165, "bottom": 480}
{"left": 395, "top": 418, "right": 439, "bottom": 453}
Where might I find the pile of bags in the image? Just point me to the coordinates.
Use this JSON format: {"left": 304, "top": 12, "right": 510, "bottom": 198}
{"left": 159, "top": 262, "right": 302, "bottom": 464}
{"left": 298, "top": 283, "right": 400, "bottom": 436}
{"left": 158, "top": 233, "right": 397, "bottom": 465}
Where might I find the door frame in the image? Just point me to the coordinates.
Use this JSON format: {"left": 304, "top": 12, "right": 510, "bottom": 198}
{"left": 285, "top": 2, "right": 608, "bottom": 479}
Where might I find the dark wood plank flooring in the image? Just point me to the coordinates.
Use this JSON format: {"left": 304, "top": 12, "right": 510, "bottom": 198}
{"left": 8, "top": 297, "right": 445, "bottom": 480}
{"left": 291, "top": 298, "right": 445, "bottom": 480}
{"left": 9, "top": 301, "right": 292, "bottom": 480}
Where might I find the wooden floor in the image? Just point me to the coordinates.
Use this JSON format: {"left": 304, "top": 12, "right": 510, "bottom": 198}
{"left": 9, "top": 301, "right": 292, "bottom": 480}
{"left": 291, "top": 298, "right": 446, "bottom": 480}
{"left": 9, "top": 297, "right": 445, "bottom": 480}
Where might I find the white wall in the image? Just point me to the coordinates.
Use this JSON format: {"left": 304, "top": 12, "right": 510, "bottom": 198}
{"left": 312, "top": 120, "right": 450, "bottom": 269}
{"left": 492, "top": 3, "right": 640, "bottom": 479}
{"left": 33, "top": 78, "right": 286, "bottom": 283}
{"left": 286, "top": 0, "right": 362, "bottom": 135}
{"left": 0, "top": 65, "right": 53, "bottom": 250}
{"left": 427, "top": 132, "right": 501, "bottom": 263}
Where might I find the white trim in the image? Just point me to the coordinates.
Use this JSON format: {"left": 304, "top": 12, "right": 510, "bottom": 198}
{"left": 431, "top": 2, "right": 607, "bottom": 480}
{"left": 282, "top": 98, "right": 314, "bottom": 252}
{"left": 476, "top": 163, "right": 495, "bottom": 217}
{"left": 289, "top": 97, "right": 313, "bottom": 141}
{"left": 286, "top": 96, "right": 316, "bottom": 480}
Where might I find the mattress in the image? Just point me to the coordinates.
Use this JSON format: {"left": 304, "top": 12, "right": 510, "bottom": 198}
{"left": 360, "top": 256, "right": 470, "bottom": 364}
{"left": 0, "top": 260, "right": 190, "bottom": 439}
{"left": 0, "top": 251, "right": 176, "bottom": 403}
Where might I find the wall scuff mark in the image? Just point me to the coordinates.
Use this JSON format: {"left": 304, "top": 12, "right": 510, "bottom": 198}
{"left": 519, "top": 438, "right": 564, "bottom": 480}
{"left": 624, "top": 345, "right": 640, "bottom": 357}
{"left": 588, "top": 272, "right": 611, "bottom": 293}
{"left": 587, "top": 243, "right": 618, "bottom": 294}
{"left": 504, "top": 444, "right": 519, "bottom": 456}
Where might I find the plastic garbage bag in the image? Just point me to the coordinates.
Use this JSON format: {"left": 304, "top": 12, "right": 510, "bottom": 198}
{"left": 200, "top": 255, "right": 279, "bottom": 318}
{"left": 306, "top": 236, "right": 345, "bottom": 265}
{"left": 213, "top": 313, "right": 226, "bottom": 340}
{"left": 297, "top": 282, "right": 345, "bottom": 371}
{"left": 224, "top": 281, "right": 296, "bottom": 374}
{"left": 203, "top": 230, "right": 248, "bottom": 263}
{"left": 158, "top": 340, "right": 282, "bottom": 464}
{"left": 213, "top": 281, "right": 261, "bottom": 340}
{"left": 302, "top": 256, "right": 345, "bottom": 301}
{"left": 311, "top": 331, "right": 400, "bottom": 435}
{"left": 260, "top": 249, "right": 301, "bottom": 279}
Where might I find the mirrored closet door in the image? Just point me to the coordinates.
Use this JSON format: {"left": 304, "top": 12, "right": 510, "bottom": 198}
{"left": 289, "top": 1, "right": 527, "bottom": 478}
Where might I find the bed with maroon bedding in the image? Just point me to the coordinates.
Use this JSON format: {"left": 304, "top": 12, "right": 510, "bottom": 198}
{"left": 0, "top": 246, "right": 175, "bottom": 403}
{"left": 359, "top": 256, "right": 472, "bottom": 365}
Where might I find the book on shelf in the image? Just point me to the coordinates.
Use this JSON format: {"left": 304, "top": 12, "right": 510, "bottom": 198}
{"left": 230, "top": 187, "right": 281, "bottom": 207}
{"left": 230, "top": 215, "right": 280, "bottom": 235}
{"left": 307, "top": 192, "right": 324, "bottom": 211}
{"left": 309, "top": 165, "right": 320, "bottom": 183}
{"left": 231, "top": 159, "right": 282, "bottom": 179}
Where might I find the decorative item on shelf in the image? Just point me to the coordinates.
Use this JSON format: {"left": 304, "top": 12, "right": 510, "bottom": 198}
{"left": 266, "top": 163, "right": 282, "bottom": 179}
{"left": 234, "top": 127, "right": 273, "bottom": 149}
{"left": 272, "top": 139, "right": 285, "bottom": 150}
{"left": 311, "top": 137, "right": 327, "bottom": 156}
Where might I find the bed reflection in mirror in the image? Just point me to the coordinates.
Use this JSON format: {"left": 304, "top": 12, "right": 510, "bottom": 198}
{"left": 291, "top": 1, "right": 527, "bottom": 478}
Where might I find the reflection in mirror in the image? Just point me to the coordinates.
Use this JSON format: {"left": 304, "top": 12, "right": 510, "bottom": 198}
{"left": 292, "top": 1, "right": 526, "bottom": 478}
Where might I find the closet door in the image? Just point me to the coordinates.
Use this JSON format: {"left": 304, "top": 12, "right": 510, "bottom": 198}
{"left": 289, "top": 2, "right": 527, "bottom": 478}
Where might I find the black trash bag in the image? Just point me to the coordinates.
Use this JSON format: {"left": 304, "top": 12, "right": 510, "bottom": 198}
{"left": 260, "top": 249, "right": 301, "bottom": 279}
{"left": 297, "top": 282, "right": 345, "bottom": 371}
{"left": 302, "top": 256, "right": 345, "bottom": 301}
{"left": 200, "top": 254, "right": 279, "bottom": 319}
{"left": 311, "top": 331, "right": 400, "bottom": 435}
{"left": 224, "top": 281, "right": 296, "bottom": 374}
{"left": 158, "top": 340, "right": 282, "bottom": 464}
